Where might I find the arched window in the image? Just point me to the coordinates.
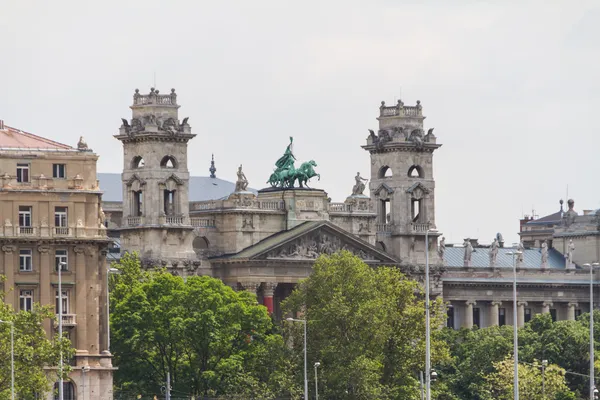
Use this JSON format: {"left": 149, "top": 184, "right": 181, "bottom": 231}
{"left": 160, "top": 155, "right": 178, "bottom": 169}
{"left": 131, "top": 156, "right": 145, "bottom": 169}
{"left": 408, "top": 165, "right": 424, "bottom": 178}
{"left": 54, "top": 381, "right": 76, "bottom": 400}
{"left": 376, "top": 241, "right": 386, "bottom": 252}
{"left": 193, "top": 236, "right": 209, "bottom": 251}
{"left": 378, "top": 166, "right": 393, "bottom": 179}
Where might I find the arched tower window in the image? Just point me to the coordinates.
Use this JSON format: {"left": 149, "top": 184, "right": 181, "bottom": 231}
{"left": 378, "top": 166, "right": 393, "bottom": 179}
{"left": 160, "top": 156, "right": 178, "bottom": 169}
{"left": 193, "top": 236, "right": 209, "bottom": 253}
{"left": 131, "top": 156, "right": 145, "bottom": 169}
{"left": 54, "top": 381, "right": 76, "bottom": 400}
{"left": 408, "top": 165, "right": 424, "bottom": 178}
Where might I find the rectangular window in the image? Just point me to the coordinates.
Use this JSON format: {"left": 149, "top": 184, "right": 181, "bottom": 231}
{"left": 134, "top": 191, "right": 143, "bottom": 216}
{"left": 447, "top": 306, "right": 455, "bottom": 329}
{"left": 525, "top": 308, "right": 532, "bottom": 323}
{"left": 19, "top": 289, "right": 33, "bottom": 312}
{"left": 55, "top": 290, "right": 69, "bottom": 314}
{"left": 550, "top": 309, "right": 557, "bottom": 322}
{"left": 19, "top": 249, "right": 32, "bottom": 271}
{"left": 499, "top": 308, "right": 506, "bottom": 326}
{"left": 18, "top": 206, "right": 32, "bottom": 227}
{"left": 473, "top": 307, "right": 481, "bottom": 328}
{"left": 16, "top": 163, "right": 29, "bottom": 183}
{"left": 52, "top": 164, "right": 66, "bottom": 179}
{"left": 55, "top": 207, "right": 67, "bottom": 227}
{"left": 55, "top": 249, "right": 68, "bottom": 271}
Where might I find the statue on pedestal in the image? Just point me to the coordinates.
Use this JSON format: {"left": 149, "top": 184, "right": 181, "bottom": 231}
{"left": 489, "top": 238, "right": 499, "bottom": 267}
{"left": 517, "top": 240, "right": 525, "bottom": 264}
{"left": 566, "top": 239, "right": 575, "bottom": 267}
{"left": 235, "top": 165, "right": 249, "bottom": 192}
{"left": 463, "top": 239, "right": 473, "bottom": 266}
{"left": 267, "top": 137, "right": 320, "bottom": 188}
{"left": 438, "top": 237, "right": 446, "bottom": 259}
{"left": 541, "top": 240, "right": 548, "bottom": 268}
{"left": 352, "top": 172, "right": 368, "bottom": 196}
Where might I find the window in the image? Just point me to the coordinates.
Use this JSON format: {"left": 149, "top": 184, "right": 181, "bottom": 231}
{"left": 54, "top": 207, "right": 68, "bottom": 227}
{"left": 55, "top": 249, "right": 68, "bottom": 271}
{"left": 408, "top": 165, "right": 424, "bottom": 178}
{"left": 131, "top": 156, "right": 145, "bottom": 169}
{"left": 164, "top": 190, "right": 175, "bottom": 215}
{"left": 411, "top": 198, "right": 423, "bottom": 222}
{"left": 16, "top": 163, "right": 30, "bottom": 183}
{"left": 550, "top": 309, "right": 557, "bottom": 322}
{"left": 378, "top": 166, "right": 392, "bottom": 178}
{"left": 160, "top": 155, "right": 177, "bottom": 168}
{"left": 447, "top": 306, "right": 455, "bottom": 329}
{"left": 499, "top": 308, "right": 506, "bottom": 326}
{"left": 52, "top": 164, "right": 66, "bottom": 179}
{"left": 55, "top": 290, "right": 69, "bottom": 314}
{"left": 53, "top": 382, "right": 75, "bottom": 400}
{"left": 18, "top": 206, "right": 32, "bottom": 227}
{"left": 134, "top": 191, "right": 143, "bottom": 216}
{"left": 473, "top": 307, "right": 481, "bottom": 328}
{"left": 20, "top": 290, "right": 33, "bottom": 312}
{"left": 525, "top": 308, "right": 532, "bottom": 323}
{"left": 19, "top": 249, "right": 32, "bottom": 271}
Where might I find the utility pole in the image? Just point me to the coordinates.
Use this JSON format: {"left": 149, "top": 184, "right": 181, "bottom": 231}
{"left": 166, "top": 372, "right": 171, "bottom": 400}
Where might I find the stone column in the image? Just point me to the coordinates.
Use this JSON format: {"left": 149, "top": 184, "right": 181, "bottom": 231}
{"left": 542, "top": 301, "right": 553, "bottom": 314}
{"left": 2, "top": 245, "right": 16, "bottom": 308}
{"left": 567, "top": 302, "right": 578, "bottom": 321}
{"left": 241, "top": 282, "right": 260, "bottom": 295}
{"left": 517, "top": 301, "right": 527, "bottom": 327}
{"left": 75, "top": 246, "right": 89, "bottom": 355}
{"left": 490, "top": 301, "right": 501, "bottom": 326}
{"left": 38, "top": 245, "right": 52, "bottom": 334}
{"left": 463, "top": 301, "right": 476, "bottom": 329}
{"left": 262, "top": 282, "right": 277, "bottom": 314}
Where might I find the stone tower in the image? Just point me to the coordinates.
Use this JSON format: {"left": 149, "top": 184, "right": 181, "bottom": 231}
{"left": 115, "top": 88, "right": 197, "bottom": 271}
{"left": 362, "top": 99, "right": 442, "bottom": 265}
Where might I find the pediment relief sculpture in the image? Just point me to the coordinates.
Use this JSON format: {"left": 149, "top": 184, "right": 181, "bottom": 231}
{"left": 266, "top": 231, "right": 377, "bottom": 261}
{"left": 125, "top": 174, "right": 147, "bottom": 188}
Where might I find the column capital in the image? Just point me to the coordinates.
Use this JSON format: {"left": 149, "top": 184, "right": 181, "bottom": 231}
{"left": 517, "top": 301, "right": 528, "bottom": 307}
{"left": 37, "top": 245, "right": 50, "bottom": 254}
{"left": 568, "top": 302, "right": 579, "bottom": 308}
{"left": 225, "top": 282, "right": 239, "bottom": 291}
{"left": 542, "top": 301, "right": 553, "bottom": 307}
{"left": 491, "top": 301, "right": 502, "bottom": 306}
{"left": 262, "top": 282, "right": 277, "bottom": 297}
{"left": 1, "top": 245, "right": 16, "bottom": 254}
{"left": 241, "top": 281, "right": 260, "bottom": 294}
{"left": 466, "top": 300, "right": 477, "bottom": 306}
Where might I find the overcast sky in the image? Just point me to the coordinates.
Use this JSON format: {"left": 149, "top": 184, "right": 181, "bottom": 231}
{"left": 1, "top": 1, "right": 599, "bottom": 245}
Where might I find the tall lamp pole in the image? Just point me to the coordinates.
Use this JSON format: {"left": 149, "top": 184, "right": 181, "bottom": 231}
{"left": 584, "top": 262, "right": 599, "bottom": 399}
{"left": 0, "top": 319, "right": 14, "bottom": 400}
{"left": 287, "top": 318, "right": 308, "bottom": 400}
{"left": 58, "top": 261, "right": 67, "bottom": 400}
{"left": 507, "top": 250, "right": 523, "bottom": 400}
{"left": 425, "top": 228, "right": 438, "bottom": 400}
{"left": 314, "top": 362, "right": 320, "bottom": 400}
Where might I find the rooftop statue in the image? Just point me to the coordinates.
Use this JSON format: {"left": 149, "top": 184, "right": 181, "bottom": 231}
{"left": 235, "top": 164, "right": 249, "bottom": 192}
{"left": 267, "top": 137, "right": 320, "bottom": 189}
{"left": 352, "top": 172, "right": 368, "bottom": 195}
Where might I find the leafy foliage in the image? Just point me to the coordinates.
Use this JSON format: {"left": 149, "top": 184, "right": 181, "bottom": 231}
{"left": 110, "top": 253, "right": 300, "bottom": 399}
{"left": 0, "top": 278, "right": 72, "bottom": 400}
{"left": 282, "top": 251, "right": 449, "bottom": 400}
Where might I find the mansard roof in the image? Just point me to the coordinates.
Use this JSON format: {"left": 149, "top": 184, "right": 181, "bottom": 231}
{"left": 443, "top": 246, "right": 566, "bottom": 269}
{"left": 220, "top": 220, "right": 398, "bottom": 264}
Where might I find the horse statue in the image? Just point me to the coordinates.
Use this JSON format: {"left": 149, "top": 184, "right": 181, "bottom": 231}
{"left": 293, "top": 160, "right": 320, "bottom": 188}
{"left": 267, "top": 160, "right": 320, "bottom": 188}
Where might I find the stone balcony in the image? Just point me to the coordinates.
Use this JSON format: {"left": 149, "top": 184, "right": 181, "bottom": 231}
{"left": 375, "top": 222, "right": 436, "bottom": 235}
{"left": 54, "top": 314, "right": 77, "bottom": 327}
{"left": 4, "top": 225, "right": 104, "bottom": 239}
{"left": 189, "top": 199, "right": 286, "bottom": 212}
{"left": 379, "top": 100, "right": 422, "bottom": 118}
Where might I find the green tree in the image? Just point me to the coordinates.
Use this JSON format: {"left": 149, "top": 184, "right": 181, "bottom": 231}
{"left": 110, "top": 253, "right": 300, "bottom": 399}
{"left": 481, "top": 356, "right": 573, "bottom": 400}
{"left": 282, "top": 251, "right": 449, "bottom": 400}
{"left": 0, "top": 279, "right": 72, "bottom": 400}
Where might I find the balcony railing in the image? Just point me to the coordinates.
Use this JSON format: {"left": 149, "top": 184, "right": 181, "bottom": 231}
{"left": 126, "top": 216, "right": 142, "bottom": 226}
{"left": 190, "top": 218, "right": 216, "bottom": 228}
{"left": 411, "top": 222, "right": 430, "bottom": 233}
{"left": 379, "top": 100, "right": 422, "bottom": 118}
{"left": 18, "top": 226, "right": 35, "bottom": 235}
{"left": 376, "top": 223, "right": 393, "bottom": 233}
{"left": 330, "top": 203, "right": 350, "bottom": 212}
{"left": 54, "top": 226, "right": 70, "bottom": 236}
{"left": 54, "top": 314, "right": 76, "bottom": 327}
{"left": 165, "top": 216, "right": 185, "bottom": 224}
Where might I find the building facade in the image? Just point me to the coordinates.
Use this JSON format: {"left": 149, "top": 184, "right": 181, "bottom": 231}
{"left": 102, "top": 88, "right": 599, "bottom": 328}
{"left": 0, "top": 121, "right": 112, "bottom": 400}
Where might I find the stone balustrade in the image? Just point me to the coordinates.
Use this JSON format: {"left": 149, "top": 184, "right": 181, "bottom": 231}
{"left": 376, "top": 223, "right": 393, "bottom": 233}
{"left": 133, "top": 88, "right": 177, "bottom": 106}
{"left": 190, "top": 218, "right": 216, "bottom": 228}
{"left": 126, "top": 216, "right": 142, "bottom": 226}
{"left": 379, "top": 100, "right": 422, "bottom": 118}
{"left": 54, "top": 314, "right": 77, "bottom": 327}
{"left": 165, "top": 216, "right": 185, "bottom": 225}
{"left": 3, "top": 225, "right": 103, "bottom": 238}
{"left": 330, "top": 203, "right": 350, "bottom": 212}
{"left": 411, "top": 222, "right": 430, "bottom": 233}
{"left": 190, "top": 199, "right": 286, "bottom": 211}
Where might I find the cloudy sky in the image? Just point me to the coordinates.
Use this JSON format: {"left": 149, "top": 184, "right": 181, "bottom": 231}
{"left": 1, "top": 1, "right": 599, "bottom": 245}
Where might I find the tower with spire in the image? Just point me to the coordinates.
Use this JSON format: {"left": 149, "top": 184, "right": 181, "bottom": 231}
{"left": 114, "top": 88, "right": 197, "bottom": 271}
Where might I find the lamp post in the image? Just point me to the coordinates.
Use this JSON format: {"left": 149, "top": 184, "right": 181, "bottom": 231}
{"left": 287, "top": 317, "right": 308, "bottom": 400}
{"left": 0, "top": 319, "right": 14, "bottom": 400}
{"left": 507, "top": 249, "right": 523, "bottom": 400}
{"left": 424, "top": 228, "right": 438, "bottom": 400}
{"left": 58, "top": 261, "right": 67, "bottom": 400}
{"left": 106, "top": 267, "right": 120, "bottom": 352}
{"left": 314, "top": 362, "right": 320, "bottom": 400}
{"left": 541, "top": 359, "right": 548, "bottom": 399}
{"left": 584, "top": 262, "right": 600, "bottom": 400}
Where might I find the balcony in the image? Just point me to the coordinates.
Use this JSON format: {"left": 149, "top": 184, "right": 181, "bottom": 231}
{"left": 54, "top": 226, "right": 70, "bottom": 236}
{"left": 165, "top": 216, "right": 185, "bottom": 225}
{"left": 18, "top": 226, "right": 35, "bottom": 236}
{"left": 190, "top": 218, "right": 216, "bottom": 228}
{"left": 410, "top": 222, "right": 430, "bottom": 233}
{"left": 126, "top": 216, "right": 142, "bottom": 226}
{"left": 54, "top": 314, "right": 77, "bottom": 327}
{"left": 376, "top": 223, "right": 394, "bottom": 233}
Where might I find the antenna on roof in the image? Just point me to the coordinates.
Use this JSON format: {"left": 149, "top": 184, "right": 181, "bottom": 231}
{"left": 153, "top": 72, "right": 156, "bottom": 88}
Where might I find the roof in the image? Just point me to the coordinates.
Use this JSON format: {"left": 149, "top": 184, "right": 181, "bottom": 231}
{"left": 525, "top": 211, "right": 562, "bottom": 226}
{"left": 98, "top": 172, "right": 257, "bottom": 202}
{"left": 221, "top": 220, "right": 398, "bottom": 263}
{"left": 0, "top": 125, "right": 75, "bottom": 151}
{"left": 443, "top": 246, "right": 566, "bottom": 269}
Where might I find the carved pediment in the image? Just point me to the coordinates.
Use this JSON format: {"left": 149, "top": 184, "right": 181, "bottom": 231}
{"left": 125, "top": 173, "right": 147, "bottom": 187}
{"left": 373, "top": 183, "right": 394, "bottom": 196}
{"left": 406, "top": 182, "right": 430, "bottom": 199}
{"left": 232, "top": 221, "right": 397, "bottom": 263}
{"left": 159, "top": 174, "right": 184, "bottom": 190}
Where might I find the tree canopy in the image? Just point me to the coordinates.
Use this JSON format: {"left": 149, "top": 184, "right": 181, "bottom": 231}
{"left": 282, "top": 251, "right": 449, "bottom": 400}
{"left": 109, "top": 253, "right": 300, "bottom": 399}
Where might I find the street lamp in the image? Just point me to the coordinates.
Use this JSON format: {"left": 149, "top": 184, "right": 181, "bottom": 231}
{"left": 286, "top": 317, "right": 308, "bottom": 400}
{"left": 541, "top": 359, "right": 548, "bottom": 399}
{"left": 0, "top": 319, "right": 14, "bottom": 400}
{"left": 58, "top": 261, "right": 67, "bottom": 400}
{"left": 314, "top": 362, "right": 320, "bottom": 400}
{"left": 507, "top": 249, "right": 523, "bottom": 400}
{"left": 106, "top": 267, "right": 120, "bottom": 352}
{"left": 424, "top": 228, "right": 438, "bottom": 400}
{"left": 584, "top": 262, "right": 599, "bottom": 400}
